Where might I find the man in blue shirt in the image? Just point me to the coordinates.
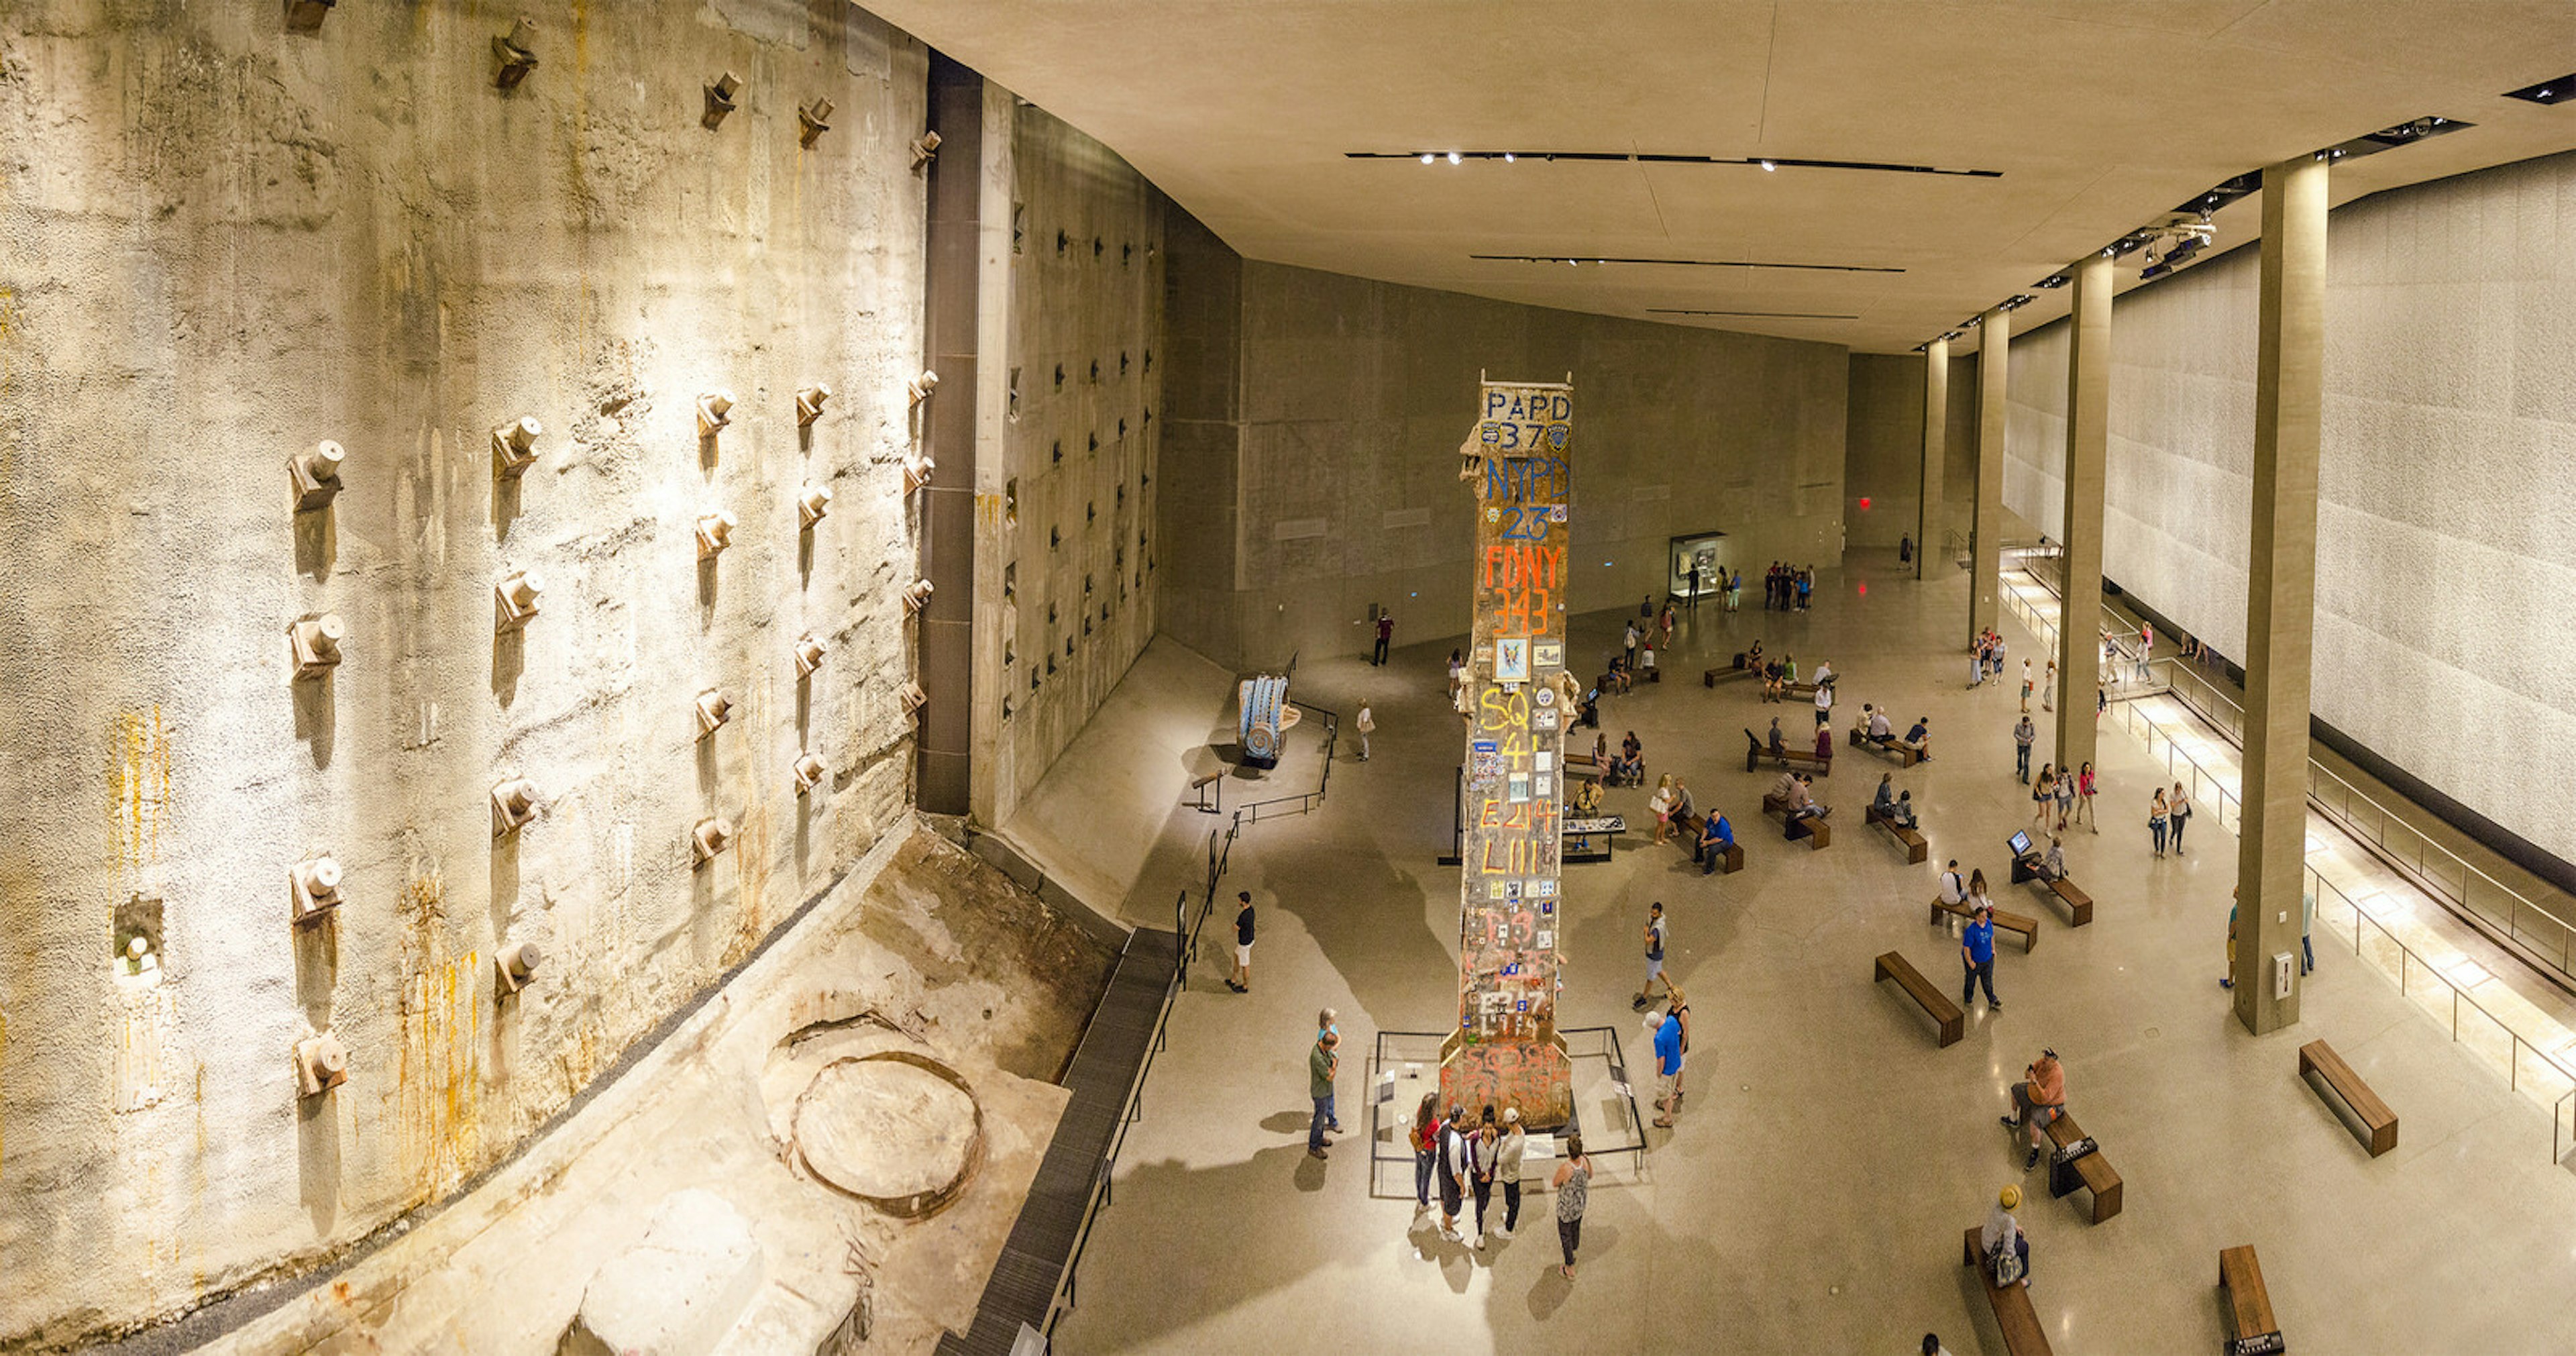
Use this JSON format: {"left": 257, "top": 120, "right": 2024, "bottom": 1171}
{"left": 1960, "top": 904, "right": 2001, "bottom": 1010}
{"left": 1651, "top": 1006, "right": 1685, "bottom": 1129}
{"left": 1697, "top": 811, "right": 1734, "bottom": 875}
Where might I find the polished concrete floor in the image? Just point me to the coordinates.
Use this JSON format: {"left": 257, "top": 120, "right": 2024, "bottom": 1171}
{"left": 1038, "top": 552, "right": 2576, "bottom": 1355}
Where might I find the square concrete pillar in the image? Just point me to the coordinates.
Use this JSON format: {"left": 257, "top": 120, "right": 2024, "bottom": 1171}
{"left": 2235, "top": 154, "right": 2328, "bottom": 1035}
{"left": 1917, "top": 338, "right": 1948, "bottom": 582}
{"left": 1970, "top": 307, "right": 2009, "bottom": 640}
{"left": 2052, "top": 254, "right": 2110, "bottom": 778}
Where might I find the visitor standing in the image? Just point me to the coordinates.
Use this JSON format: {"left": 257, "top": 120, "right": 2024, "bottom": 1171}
{"left": 1648, "top": 774, "right": 1678, "bottom": 845}
{"left": 1409, "top": 1094, "right": 1440, "bottom": 1210}
{"left": 1317, "top": 1008, "right": 1342, "bottom": 1132}
{"left": 1961, "top": 904, "right": 2001, "bottom": 1012}
{"left": 1813, "top": 678, "right": 1834, "bottom": 727}
{"left": 2043, "top": 658, "right": 2057, "bottom": 712}
{"left": 1446, "top": 648, "right": 1464, "bottom": 699}
{"left": 1469, "top": 1108, "right": 1497, "bottom": 1247}
{"left": 2169, "top": 783, "right": 2194, "bottom": 855}
{"left": 1306, "top": 1028, "right": 1338, "bottom": 1159}
{"left": 1373, "top": 611, "right": 1395, "bottom": 666}
{"left": 2149, "top": 788, "right": 2169, "bottom": 857}
{"left": 1900, "top": 533, "right": 1914, "bottom": 564}
{"left": 1623, "top": 620, "right": 1641, "bottom": 670}
{"left": 2074, "top": 761, "right": 2097, "bottom": 832}
{"left": 1354, "top": 702, "right": 1374, "bottom": 762}
{"left": 1227, "top": 890, "right": 1255, "bottom": 992}
{"left": 1687, "top": 559, "right": 1703, "bottom": 607}
{"left": 2031, "top": 767, "right": 2055, "bottom": 828}
{"left": 1651, "top": 1005, "right": 1684, "bottom": 1128}
{"left": 1659, "top": 602, "right": 1675, "bottom": 651}
{"left": 2221, "top": 888, "right": 2239, "bottom": 991}
{"left": 1727, "top": 569, "right": 1742, "bottom": 612}
{"left": 1632, "top": 901, "right": 1671, "bottom": 1009}
{"left": 1497, "top": 1109, "right": 1527, "bottom": 1238}
{"left": 1553, "top": 1135, "right": 1592, "bottom": 1279}
{"left": 1436, "top": 1104, "right": 1468, "bottom": 1238}
{"left": 2021, "top": 658, "right": 2033, "bottom": 712}
{"left": 2053, "top": 771, "right": 2074, "bottom": 833}
{"left": 2139, "top": 622, "right": 2155, "bottom": 681}
{"left": 2013, "top": 714, "right": 2035, "bottom": 782}
{"left": 2302, "top": 891, "right": 2317, "bottom": 976}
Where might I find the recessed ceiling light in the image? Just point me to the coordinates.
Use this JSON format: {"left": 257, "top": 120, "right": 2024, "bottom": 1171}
{"left": 1448, "top": 151, "right": 1461, "bottom": 164}
{"left": 1503, "top": 152, "right": 1515, "bottom": 163}
{"left": 1419, "top": 152, "right": 1434, "bottom": 164}
{"left": 1760, "top": 160, "right": 1776, "bottom": 172}
{"left": 2503, "top": 72, "right": 2575, "bottom": 105}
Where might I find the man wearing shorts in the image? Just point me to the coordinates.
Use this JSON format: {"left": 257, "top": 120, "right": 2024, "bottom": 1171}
{"left": 1631, "top": 902, "right": 1670, "bottom": 1009}
{"left": 1227, "top": 890, "right": 1255, "bottom": 992}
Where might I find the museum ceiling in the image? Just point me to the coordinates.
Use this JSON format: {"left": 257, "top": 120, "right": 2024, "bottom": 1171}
{"left": 863, "top": 0, "right": 2576, "bottom": 352}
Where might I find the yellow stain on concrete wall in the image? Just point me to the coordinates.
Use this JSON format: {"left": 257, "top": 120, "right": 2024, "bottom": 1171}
{"left": 394, "top": 870, "right": 482, "bottom": 1203}
{"left": 398, "top": 952, "right": 483, "bottom": 1205}
{"left": 105, "top": 709, "right": 172, "bottom": 869}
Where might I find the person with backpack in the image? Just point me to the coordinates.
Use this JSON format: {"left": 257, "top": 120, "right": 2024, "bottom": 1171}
{"left": 1982, "top": 1185, "right": 2031, "bottom": 1288}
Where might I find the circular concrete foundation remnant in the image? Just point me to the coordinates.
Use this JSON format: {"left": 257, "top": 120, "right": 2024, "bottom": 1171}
{"left": 792, "top": 1051, "right": 983, "bottom": 1217}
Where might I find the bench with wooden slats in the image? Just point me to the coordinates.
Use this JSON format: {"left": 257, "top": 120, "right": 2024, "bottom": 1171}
{"left": 1847, "top": 725, "right": 1923, "bottom": 766}
{"left": 1560, "top": 752, "right": 1605, "bottom": 780}
{"left": 1670, "top": 811, "right": 1745, "bottom": 874}
{"left": 1743, "top": 728, "right": 1832, "bottom": 776}
{"left": 2300, "top": 1039, "right": 2398, "bottom": 1157}
{"left": 1864, "top": 804, "right": 1929, "bottom": 863}
{"left": 1874, "top": 951, "right": 1960, "bottom": 1046}
{"left": 1704, "top": 654, "right": 1754, "bottom": 687}
{"left": 2043, "top": 1112, "right": 2123, "bottom": 1222}
{"left": 2218, "top": 1245, "right": 2284, "bottom": 1355}
{"left": 1760, "top": 792, "right": 1832, "bottom": 849}
{"left": 2019, "top": 872, "right": 2093, "bottom": 927}
{"left": 1960, "top": 1227, "right": 2053, "bottom": 1355}
{"left": 1929, "top": 898, "right": 2039, "bottom": 953}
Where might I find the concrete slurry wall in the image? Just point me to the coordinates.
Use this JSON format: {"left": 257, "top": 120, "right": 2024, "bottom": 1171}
{"left": 1161, "top": 259, "right": 1851, "bottom": 670}
{"left": 2001, "top": 149, "right": 2576, "bottom": 871}
{"left": 1843, "top": 351, "right": 1980, "bottom": 554}
{"left": 0, "top": 3, "right": 929, "bottom": 1344}
{"left": 975, "top": 101, "right": 1163, "bottom": 826}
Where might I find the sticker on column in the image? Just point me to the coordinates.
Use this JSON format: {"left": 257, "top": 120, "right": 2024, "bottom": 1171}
{"left": 1495, "top": 637, "right": 1529, "bottom": 684}
{"left": 1535, "top": 639, "right": 1563, "bottom": 670}
{"left": 1507, "top": 772, "right": 1530, "bottom": 804}
{"left": 1471, "top": 740, "right": 1502, "bottom": 783}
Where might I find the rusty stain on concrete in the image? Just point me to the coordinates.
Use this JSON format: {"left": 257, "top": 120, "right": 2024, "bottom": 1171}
{"left": 106, "top": 707, "right": 172, "bottom": 870}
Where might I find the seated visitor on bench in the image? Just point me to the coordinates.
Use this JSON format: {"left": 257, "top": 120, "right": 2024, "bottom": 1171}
{"left": 1638, "top": 641, "right": 1657, "bottom": 679}
{"left": 1938, "top": 859, "right": 1967, "bottom": 906}
{"left": 1890, "top": 791, "right": 1917, "bottom": 830}
{"left": 1782, "top": 654, "right": 1799, "bottom": 686}
{"left": 1570, "top": 776, "right": 1604, "bottom": 819}
{"left": 1812, "top": 660, "right": 1835, "bottom": 689}
{"left": 1578, "top": 686, "right": 1601, "bottom": 729}
{"left": 1762, "top": 660, "right": 1786, "bottom": 702}
{"left": 1772, "top": 770, "right": 1829, "bottom": 831}
{"left": 1983, "top": 1185, "right": 2031, "bottom": 1288}
{"left": 1613, "top": 732, "right": 1644, "bottom": 786}
{"left": 1904, "top": 715, "right": 1933, "bottom": 761}
{"left": 1697, "top": 810, "right": 1733, "bottom": 875}
{"left": 1607, "top": 656, "right": 1633, "bottom": 694}
{"left": 2042, "top": 835, "right": 2066, "bottom": 881}
{"left": 2000, "top": 1047, "right": 2065, "bottom": 1172}
{"left": 1873, "top": 773, "right": 1897, "bottom": 819}
{"left": 1670, "top": 776, "right": 1695, "bottom": 827}
{"left": 1866, "top": 705, "right": 1895, "bottom": 746}
{"left": 1743, "top": 639, "right": 1764, "bottom": 672}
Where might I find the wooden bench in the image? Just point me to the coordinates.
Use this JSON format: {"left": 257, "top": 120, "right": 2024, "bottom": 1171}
{"left": 1782, "top": 680, "right": 1821, "bottom": 700}
{"left": 1864, "top": 804, "right": 1929, "bottom": 863}
{"left": 2218, "top": 1245, "right": 2284, "bottom": 1355}
{"left": 1759, "top": 792, "right": 1831, "bottom": 849}
{"left": 1929, "top": 898, "right": 2039, "bottom": 953}
{"left": 1846, "top": 726, "right": 1923, "bottom": 766}
{"left": 1961, "top": 1227, "right": 2053, "bottom": 1355}
{"left": 2300, "top": 1039, "right": 2398, "bottom": 1157}
{"left": 1560, "top": 752, "right": 1605, "bottom": 781}
{"left": 1671, "top": 811, "right": 1744, "bottom": 874}
{"left": 1874, "top": 951, "right": 1960, "bottom": 1046}
{"left": 1743, "top": 729, "right": 1831, "bottom": 776}
{"left": 2017, "top": 872, "right": 2092, "bottom": 927}
{"left": 1704, "top": 654, "right": 1754, "bottom": 687}
{"left": 2042, "top": 1112, "right": 2123, "bottom": 1222}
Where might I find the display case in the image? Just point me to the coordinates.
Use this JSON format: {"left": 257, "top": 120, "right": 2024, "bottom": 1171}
{"left": 1668, "top": 531, "right": 1727, "bottom": 602}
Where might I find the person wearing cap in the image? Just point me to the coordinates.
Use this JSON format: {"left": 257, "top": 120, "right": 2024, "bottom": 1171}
{"left": 1982, "top": 1184, "right": 2031, "bottom": 1286}
{"left": 1495, "top": 1108, "right": 1527, "bottom": 1238}
{"left": 2002, "top": 1049, "right": 2065, "bottom": 1173}
{"left": 1960, "top": 904, "right": 2000, "bottom": 1012}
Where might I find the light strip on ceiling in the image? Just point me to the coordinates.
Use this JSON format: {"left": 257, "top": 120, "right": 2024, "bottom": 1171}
{"left": 1473, "top": 254, "right": 1902, "bottom": 274}
{"left": 1648, "top": 308, "right": 1860, "bottom": 319}
{"left": 1348, "top": 150, "right": 2001, "bottom": 178}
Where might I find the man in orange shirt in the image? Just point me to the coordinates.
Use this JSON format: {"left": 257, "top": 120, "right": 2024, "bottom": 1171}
{"left": 2000, "top": 1048, "right": 2065, "bottom": 1173}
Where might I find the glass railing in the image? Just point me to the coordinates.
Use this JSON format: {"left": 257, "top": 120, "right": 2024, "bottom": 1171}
{"left": 2000, "top": 572, "right": 2576, "bottom": 1157}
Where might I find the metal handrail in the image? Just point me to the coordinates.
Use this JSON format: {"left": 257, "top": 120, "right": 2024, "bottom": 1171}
{"left": 1044, "top": 917, "right": 1185, "bottom": 1333}
{"left": 2002, "top": 571, "right": 2576, "bottom": 1157}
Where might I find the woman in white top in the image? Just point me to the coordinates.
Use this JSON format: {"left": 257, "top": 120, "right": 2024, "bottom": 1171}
{"left": 2168, "top": 783, "right": 2193, "bottom": 855}
{"left": 1648, "top": 774, "right": 1678, "bottom": 845}
{"left": 1496, "top": 1109, "right": 1527, "bottom": 1238}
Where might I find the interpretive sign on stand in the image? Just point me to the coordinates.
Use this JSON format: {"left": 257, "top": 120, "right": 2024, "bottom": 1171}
{"left": 1438, "top": 376, "right": 1577, "bottom": 1130}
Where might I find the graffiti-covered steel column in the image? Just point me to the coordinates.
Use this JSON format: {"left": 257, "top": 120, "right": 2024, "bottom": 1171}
{"left": 1440, "top": 378, "right": 1576, "bottom": 1130}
